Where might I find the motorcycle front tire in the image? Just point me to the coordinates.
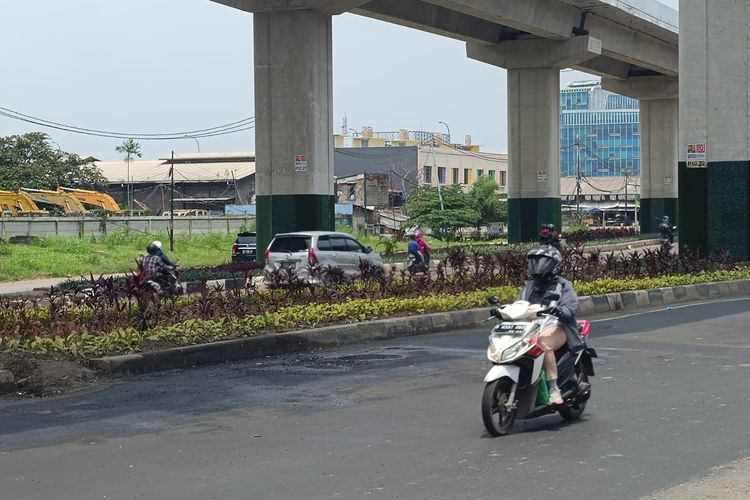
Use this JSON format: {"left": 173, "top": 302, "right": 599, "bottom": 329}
{"left": 481, "top": 377, "right": 516, "bottom": 436}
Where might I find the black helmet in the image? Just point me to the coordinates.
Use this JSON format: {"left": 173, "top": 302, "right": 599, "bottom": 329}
{"left": 146, "top": 243, "right": 159, "bottom": 255}
{"left": 527, "top": 245, "right": 562, "bottom": 280}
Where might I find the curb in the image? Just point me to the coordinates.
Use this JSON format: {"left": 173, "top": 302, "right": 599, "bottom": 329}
{"left": 0, "top": 369, "right": 16, "bottom": 395}
{"left": 89, "top": 278, "right": 750, "bottom": 377}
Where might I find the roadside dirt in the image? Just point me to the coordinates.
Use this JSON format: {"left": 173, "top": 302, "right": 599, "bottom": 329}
{"left": 0, "top": 352, "right": 97, "bottom": 398}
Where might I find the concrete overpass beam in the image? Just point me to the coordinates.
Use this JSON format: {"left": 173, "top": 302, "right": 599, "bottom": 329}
{"left": 424, "top": 0, "right": 580, "bottom": 39}
{"left": 467, "top": 35, "right": 602, "bottom": 69}
{"left": 254, "top": 9, "right": 335, "bottom": 257}
{"left": 211, "top": 0, "right": 369, "bottom": 15}
{"left": 354, "top": 0, "right": 505, "bottom": 45}
{"left": 507, "top": 67, "right": 561, "bottom": 243}
{"left": 572, "top": 56, "right": 631, "bottom": 80}
{"left": 603, "top": 76, "right": 678, "bottom": 233}
{"left": 586, "top": 16, "right": 678, "bottom": 76}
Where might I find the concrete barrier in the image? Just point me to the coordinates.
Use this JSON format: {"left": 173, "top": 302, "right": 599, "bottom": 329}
{"left": 0, "top": 215, "right": 254, "bottom": 239}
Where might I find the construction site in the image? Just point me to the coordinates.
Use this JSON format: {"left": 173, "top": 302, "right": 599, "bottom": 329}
{"left": 0, "top": 187, "right": 140, "bottom": 217}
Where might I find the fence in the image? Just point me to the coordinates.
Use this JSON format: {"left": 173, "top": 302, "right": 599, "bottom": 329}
{"left": 0, "top": 216, "right": 255, "bottom": 239}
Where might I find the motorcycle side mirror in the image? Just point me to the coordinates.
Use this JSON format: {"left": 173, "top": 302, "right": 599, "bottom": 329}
{"left": 487, "top": 295, "right": 500, "bottom": 305}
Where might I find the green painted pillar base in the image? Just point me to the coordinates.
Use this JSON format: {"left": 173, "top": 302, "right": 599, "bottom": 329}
{"left": 639, "top": 198, "right": 678, "bottom": 234}
{"left": 256, "top": 194, "right": 335, "bottom": 261}
{"left": 678, "top": 160, "right": 750, "bottom": 260}
{"left": 508, "top": 197, "right": 561, "bottom": 243}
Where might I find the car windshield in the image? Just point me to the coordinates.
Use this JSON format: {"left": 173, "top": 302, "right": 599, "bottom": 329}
{"left": 269, "top": 236, "right": 311, "bottom": 253}
{"left": 236, "top": 234, "right": 256, "bottom": 245}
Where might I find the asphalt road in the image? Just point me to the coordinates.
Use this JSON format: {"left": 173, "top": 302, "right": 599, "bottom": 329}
{"left": 1, "top": 298, "right": 749, "bottom": 500}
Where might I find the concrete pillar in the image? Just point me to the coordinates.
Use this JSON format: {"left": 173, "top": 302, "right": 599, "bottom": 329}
{"left": 640, "top": 98, "right": 678, "bottom": 233}
{"left": 603, "top": 76, "right": 678, "bottom": 234}
{"left": 467, "top": 37, "right": 603, "bottom": 242}
{"left": 254, "top": 9, "right": 335, "bottom": 258}
{"left": 679, "top": 0, "right": 750, "bottom": 259}
{"left": 507, "top": 67, "right": 561, "bottom": 242}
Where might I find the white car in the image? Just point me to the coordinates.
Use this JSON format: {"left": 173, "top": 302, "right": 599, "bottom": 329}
{"left": 263, "top": 231, "right": 384, "bottom": 284}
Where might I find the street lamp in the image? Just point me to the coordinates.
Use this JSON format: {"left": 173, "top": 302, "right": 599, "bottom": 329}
{"left": 348, "top": 128, "right": 359, "bottom": 137}
{"left": 184, "top": 135, "right": 200, "bottom": 152}
{"left": 438, "top": 121, "right": 451, "bottom": 144}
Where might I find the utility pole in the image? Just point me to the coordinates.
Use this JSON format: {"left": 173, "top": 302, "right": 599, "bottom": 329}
{"left": 575, "top": 136, "right": 582, "bottom": 215}
{"left": 624, "top": 169, "right": 629, "bottom": 226}
{"left": 169, "top": 150, "right": 175, "bottom": 252}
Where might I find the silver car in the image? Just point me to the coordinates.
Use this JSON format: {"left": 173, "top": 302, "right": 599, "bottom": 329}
{"left": 263, "top": 231, "right": 384, "bottom": 284}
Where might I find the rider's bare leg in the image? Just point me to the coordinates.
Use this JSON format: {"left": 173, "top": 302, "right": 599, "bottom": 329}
{"left": 539, "top": 326, "right": 567, "bottom": 403}
{"left": 539, "top": 325, "right": 566, "bottom": 379}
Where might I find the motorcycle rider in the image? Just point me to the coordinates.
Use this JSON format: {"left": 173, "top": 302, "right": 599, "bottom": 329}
{"left": 407, "top": 233, "right": 425, "bottom": 267}
{"left": 151, "top": 240, "right": 176, "bottom": 267}
{"left": 518, "top": 227, "right": 581, "bottom": 405}
{"left": 658, "top": 216, "right": 674, "bottom": 245}
{"left": 415, "top": 229, "right": 431, "bottom": 267}
{"left": 142, "top": 243, "right": 167, "bottom": 285}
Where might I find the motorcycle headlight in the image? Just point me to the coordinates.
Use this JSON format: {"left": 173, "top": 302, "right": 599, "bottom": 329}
{"left": 500, "top": 341, "right": 524, "bottom": 361}
{"left": 487, "top": 339, "right": 502, "bottom": 363}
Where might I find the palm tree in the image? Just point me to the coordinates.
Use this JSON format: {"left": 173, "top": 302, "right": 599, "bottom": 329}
{"left": 115, "top": 139, "right": 142, "bottom": 210}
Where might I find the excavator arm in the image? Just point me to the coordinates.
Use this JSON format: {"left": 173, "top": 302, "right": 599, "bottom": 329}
{"left": 59, "top": 187, "right": 122, "bottom": 212}
{"left": 19, "top": 188, "right": 88, "bottom": 214}
{"left": 0, "top": 190, "right": 49, "bottom": 216}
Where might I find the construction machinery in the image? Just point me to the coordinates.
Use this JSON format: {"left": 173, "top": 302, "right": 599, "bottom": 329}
{"left": 0, "top": 190, "right": 49, "bottom": 216}
{"left": 59, "top": 187, "right": 123, "bottom": 212}
{"left": 19, "top": 188, "right": 88, "bottom": 215}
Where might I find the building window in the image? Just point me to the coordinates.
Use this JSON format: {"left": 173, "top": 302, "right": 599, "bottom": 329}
{"left": 438, "top": 167, "right": 446, "bottom": 184}
{"left": 451, "top": 168, "right": 459, "bottom": 184}
{"left": 488, "top": 170, "right": 496, "bottom": 181}
{"left": 463, "top": 169, "right": 473, "bottom": 185}
{"left": 423, "top": 166, "right": 432, "bottom": 184}
{"left": 477, "top": 169, "right": 484, "bottom": 178}
{"left": 500, "top": 171, "right": 507, "bottom": 187}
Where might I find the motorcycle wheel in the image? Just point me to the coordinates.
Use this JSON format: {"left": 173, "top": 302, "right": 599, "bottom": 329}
{"left": 558, "top": 373, "right": 589, "bottom": 421}
{"left": 481, "top": 377, "right": 516, "bottom": 436}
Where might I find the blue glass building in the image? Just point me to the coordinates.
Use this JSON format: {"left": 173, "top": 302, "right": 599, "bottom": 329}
{"left": 560, "top": 81, "right": 640, "bottom": 177}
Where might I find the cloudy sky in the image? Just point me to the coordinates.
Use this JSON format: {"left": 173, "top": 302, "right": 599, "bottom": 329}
{"left": 0, "top": 0, "right": 678, "bottom": 160}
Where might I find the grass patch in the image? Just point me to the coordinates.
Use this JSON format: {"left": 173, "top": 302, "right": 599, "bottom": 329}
{"left": 0, "top": 231, "right": 235, "bottom": 282}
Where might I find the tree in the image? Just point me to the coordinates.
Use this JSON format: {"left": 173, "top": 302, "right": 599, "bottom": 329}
{"left": 0, "top": 132, "right": 107, "bottom": 191}
{"left": 115, "top": 138, "right": 142, "bottom": 210}
{"left": 469, "top": 175, "right": 506, "bottom": 230}
{"left": 402, "top": 185, "right": 479, "bottom": 240}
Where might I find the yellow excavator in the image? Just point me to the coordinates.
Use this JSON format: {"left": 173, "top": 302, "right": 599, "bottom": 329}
{"left": 58, "top": 187, "right": 123, "bottom": 212}
{"left": 19, "top": 188, "right": 88, "bottom": 215}
{"left": 0, "top": 190, "right": 49, "bottom": 216}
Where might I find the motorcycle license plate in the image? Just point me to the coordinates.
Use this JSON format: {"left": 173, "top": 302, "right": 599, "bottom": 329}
{"left": 495, "top": 322, "right": 529, "bottom": 334}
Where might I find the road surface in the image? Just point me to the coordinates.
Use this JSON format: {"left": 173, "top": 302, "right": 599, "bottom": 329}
{"left": 1, "top": 297, "right": 749, "bottom": 499}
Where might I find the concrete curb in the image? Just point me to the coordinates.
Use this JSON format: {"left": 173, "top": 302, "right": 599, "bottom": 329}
{"left": 89, "top": 278, "right": 750, "bottom": 377}
{"left": 0, "top": 369, "right": 16, "bottom": 395}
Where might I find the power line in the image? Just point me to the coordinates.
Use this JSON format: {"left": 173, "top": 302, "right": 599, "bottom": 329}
{"left": 0, "top": 105, "right": 255, "bottom": 140}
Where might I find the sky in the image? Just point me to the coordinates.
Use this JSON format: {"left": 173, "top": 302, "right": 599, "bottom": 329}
{"left": 0, "top": 0, "right": 679, "bottom": 161}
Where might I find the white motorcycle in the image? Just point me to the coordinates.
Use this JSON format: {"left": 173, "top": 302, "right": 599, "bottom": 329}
{"left": 481, "top": 293, "right": 597, "bottom": 436}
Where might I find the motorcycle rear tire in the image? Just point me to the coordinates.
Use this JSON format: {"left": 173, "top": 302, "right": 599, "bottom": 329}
{"left": 558, "top": 373, "right": 589, "bottom": 421}
{"left": 481, "top": 377, "right": 516, "bottom": 436}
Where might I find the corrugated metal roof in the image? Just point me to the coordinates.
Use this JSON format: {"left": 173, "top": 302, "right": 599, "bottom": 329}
{"left": 561, "top": 176, "right": 639, "bottom": 196}
{"left": 96, "top": 159, "right": 255, "bottom": 183}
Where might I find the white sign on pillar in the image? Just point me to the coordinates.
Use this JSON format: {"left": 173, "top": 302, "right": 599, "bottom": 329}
{"left": 686, "top": 143, "right": 707, "bottom": 168}
{"left": 294, "top": 154, "right": 308, "bottom": 172}
{"left": 537, "top": 170, "right": 548, "bottom": 183}
{"left": 663, "top": 175, "right": 673, "bottom": 185}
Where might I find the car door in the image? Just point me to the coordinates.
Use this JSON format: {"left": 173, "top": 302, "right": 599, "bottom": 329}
{"left": 329, "top": 236, "right": 354, "bottom": 274}
{"left": 343, "top": 236, "right": 368, "bottom": 275}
